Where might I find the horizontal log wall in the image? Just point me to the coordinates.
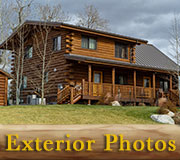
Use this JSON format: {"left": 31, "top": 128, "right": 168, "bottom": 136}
{"left": 11, "top": 28, "right": 72, "bottom": 103}
{"left": 0, "top": 73, "right": 8, "bottom": 106}
{"left": 71, "top": 32, "right": 135, "bottom": 63}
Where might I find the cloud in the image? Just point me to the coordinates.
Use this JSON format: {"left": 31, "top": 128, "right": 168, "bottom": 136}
{"left": 37, "top": 0, "right": 180, "bottom": 60}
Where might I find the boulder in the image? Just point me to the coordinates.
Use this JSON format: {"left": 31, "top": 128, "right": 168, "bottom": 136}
{"left": 151, "top": 114, "right": 175, "bottom": 125}
{"left": 167, "top": 110, "right": 175, "bottom": 117}
{"left": 111, "top": 101, "right": 121, "bottom": 106}
{"left": 173, "top": 112, "right": 180, "bottom": 124}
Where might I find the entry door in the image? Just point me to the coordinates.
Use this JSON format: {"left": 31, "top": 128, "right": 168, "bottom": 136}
{"left": 93, "top": 71, "right": 103, "bottom": 96}
{"left": 143, "top": 77, "right": 151, "bottom": 97}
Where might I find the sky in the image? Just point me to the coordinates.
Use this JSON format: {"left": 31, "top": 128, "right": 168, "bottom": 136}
{"left": 15, "top": 0, "right": 180, "bottom": 59}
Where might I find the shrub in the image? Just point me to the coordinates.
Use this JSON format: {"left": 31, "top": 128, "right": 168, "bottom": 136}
{"left": 97, "top": 92, "right": 114, "bottom": 105}
{"left": 173, "top": 112, "right": 180, "bottom": 124}
{"left": 158, "top": 100, "right": 178, "bottom": 114}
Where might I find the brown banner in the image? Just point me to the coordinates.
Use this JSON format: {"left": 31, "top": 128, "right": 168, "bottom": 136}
{"left": 0, "top": 124, "right": 179, "bottom": 160}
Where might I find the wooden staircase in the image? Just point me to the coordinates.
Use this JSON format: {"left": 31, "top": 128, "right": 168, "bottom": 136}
{"left": 57, "top": 85, "right": 82, "bottom": 104}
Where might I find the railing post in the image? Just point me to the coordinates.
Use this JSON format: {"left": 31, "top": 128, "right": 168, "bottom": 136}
{"left": 88, "top": 64, "right": 92, "bottom": 105}
{"left": 112, "top": 68, "right": 115, "bottom": 97}
{"left": 88, "top": 64, "right": 92, "bottom": 96}
{"left": 153, "top": 73, "right": 156, "bottom": 99}
{"left": 134, "top": 70, "right": 136, "bottom": 105}
{"left": 170, "top": 75, "right": 172, "bottom": 91}
{"left": 70, "top": 87, "right": 74, "bottom": 104}
{"left": 82, "top": 79, "right": 85, "bottom": 96}
{"left": 57, "top": 89, "right": 60, "bottom": 103}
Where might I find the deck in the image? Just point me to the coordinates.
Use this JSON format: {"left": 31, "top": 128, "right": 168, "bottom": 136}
{"left": 57, "top": 79, "right": 169, "bottom": 105}
{"left": 82, "top": 81, "right": 154, "bottom": 104}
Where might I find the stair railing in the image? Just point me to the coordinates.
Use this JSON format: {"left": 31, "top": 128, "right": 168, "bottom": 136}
{"left": 57, "top": 85, "right": 70, "bottom": 104}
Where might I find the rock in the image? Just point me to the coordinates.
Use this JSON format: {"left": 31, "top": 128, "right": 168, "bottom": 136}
{"left": 173, "top": 112, "right": 180, "bottom": 124}
{"left": 111, "top": 101, "right": 121, "bottom": 106}
{"left": 167, "top": 110, "right": 175, "bottom": 117}
{"left": 151, "top": 114, "right": 175, "bottom": 125}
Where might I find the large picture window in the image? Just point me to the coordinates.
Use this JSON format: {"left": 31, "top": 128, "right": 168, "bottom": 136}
{"left": 81, "top": 36, "right": 97, "bottom": 50}
{"left": 115, "top": 74, "right": 128, "bottom": 85}
{"left": 160, "top": 79, "right": 169, "bottom": 92}
{"left": 115, "top": 43, "right": 128, "bottom": 59}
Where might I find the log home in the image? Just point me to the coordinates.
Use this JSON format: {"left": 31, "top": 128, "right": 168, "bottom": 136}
{"left": 0, "top": 21, "right": 179, "bottom": 105}
{"left": 0, "top": 69, "right": 11, "bottom": 106}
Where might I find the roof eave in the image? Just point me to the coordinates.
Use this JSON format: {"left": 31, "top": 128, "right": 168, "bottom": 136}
{"left": 0, "top": 20, "right": 148, "bottom": 50}
{"left": 64, "top": 54, "right": 176, "bottom": 73}
{"left": 0, "top": 70, "right": 12, "bottom": 79}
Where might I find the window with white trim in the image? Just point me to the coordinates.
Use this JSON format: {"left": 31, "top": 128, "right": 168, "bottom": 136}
{"left": 53, "top": 36, "right": 61, "bottom": 51}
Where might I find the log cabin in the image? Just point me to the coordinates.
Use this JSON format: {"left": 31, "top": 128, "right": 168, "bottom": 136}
{"left": 0, "top": 20, "right": 179, "bottom": 105}
{"left": 0, "top": 69, "right": 11, "bottom": 106}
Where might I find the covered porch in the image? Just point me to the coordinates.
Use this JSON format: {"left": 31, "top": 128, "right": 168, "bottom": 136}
{"left": 57, "top": 62, "right": 176, "bottom": 105}
{"left": 81, "top": 64, "right": 174, "bottom": 105}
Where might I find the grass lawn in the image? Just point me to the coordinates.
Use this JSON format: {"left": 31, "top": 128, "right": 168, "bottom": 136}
{"left": 0, "top": 105, "right": 162, "bottom": 125}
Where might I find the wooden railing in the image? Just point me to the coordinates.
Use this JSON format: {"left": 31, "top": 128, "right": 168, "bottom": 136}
{"left": 70, "top": 86, "right": 82, "bottom": 104}
{"left": 115, "top": 85, "right": 134, "bottom": 99}
{"left": 57, "top": 85, "right": 70, "bottom": 104}
{"left": 82, "top": 81, "right": 153, "bottom": 99}
{"left": 57, "top": 80, "right": 179, "bottom": 104}
{"left": 136, "top": 86, "right": 153, "bottom": 98}
{"left": 57, "top": 84, "right": 83, "bottom": 104}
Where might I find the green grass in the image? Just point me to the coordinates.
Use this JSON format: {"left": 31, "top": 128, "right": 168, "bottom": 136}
{"left": 0, "top": 105, "right": 161, "bottom": 124}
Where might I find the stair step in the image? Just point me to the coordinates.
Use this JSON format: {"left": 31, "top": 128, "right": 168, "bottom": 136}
{"left": 73, "top": 95, "right": 82, "bottom": 104}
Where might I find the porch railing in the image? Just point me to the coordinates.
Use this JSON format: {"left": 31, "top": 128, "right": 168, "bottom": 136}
{"left": 82, "top": 80, "right": 154, "bottom": 99}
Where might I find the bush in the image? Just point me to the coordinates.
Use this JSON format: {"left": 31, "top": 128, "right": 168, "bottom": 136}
{"left": 97, "top": 92, "right": 114, "bottom": 105}
{"left": 158, "top": 100, "right": 178, "bottom": 114}
{"left": 173, "top": 112, "right": 180, "bottom": 124}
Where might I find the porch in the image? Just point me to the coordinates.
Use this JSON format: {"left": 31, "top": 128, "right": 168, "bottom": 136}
{"left": 57, "top": 64, "right": 177, "bottom": 105}
{"left": 82, "top": 80, "right": 154, "bottom": 104}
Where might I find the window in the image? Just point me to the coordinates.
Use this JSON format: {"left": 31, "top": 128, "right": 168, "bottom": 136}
{"left": 115, "top": 75, "right": 128, "bottom": 85}
{"left": 160, "top": 79, "right": 169, "bottom": 92}
{"left": 23, "top": 76, "right": 27, "bottom": 89}
{"left": 81, "top": 36, "right": 97, "bottom": 50}
{"left": 115, "top": 43, "right": 128, "bottom": 59}
{"left": 24, "top": 46, "right": 33, "bottom": 59}
{"left": 93, "top": 71, "right": 102, "bottom": 83}
{"left": 53, "top": 36, "right": 61, "bottom": 51}
{"left": 45, "top": 72, "right": 48, "bottom": 83}
{"left": 143, "top": 77, "right": 151, "bottom": 88}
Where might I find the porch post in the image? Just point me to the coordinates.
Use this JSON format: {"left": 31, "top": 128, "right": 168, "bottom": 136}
{"left": 134, "top": 70, "right": 136, "bottom": 105}
{"left": 112, "top": 68, "right": 115, "bottom": 96}
{"left": 82, "top": 79, "right": 85, "bottom": 95}
{"left": 153, "top": 73, "right": 156, "bottom": 99}
{"left": 88, "top": 64, "right": 92, "bottom": 105}
{"left": 70, "top": 87, "right": 74, "bottom": 104}
{"left": 170, "top": 75, "right": 172, "bottom": 91}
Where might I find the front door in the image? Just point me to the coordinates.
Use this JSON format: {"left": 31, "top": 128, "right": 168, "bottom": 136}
{"left": 143, "top": 77, "right": 151, "bottom": 97}
{"left": 93, "top": 71, "right": 103, "bottom": 96}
